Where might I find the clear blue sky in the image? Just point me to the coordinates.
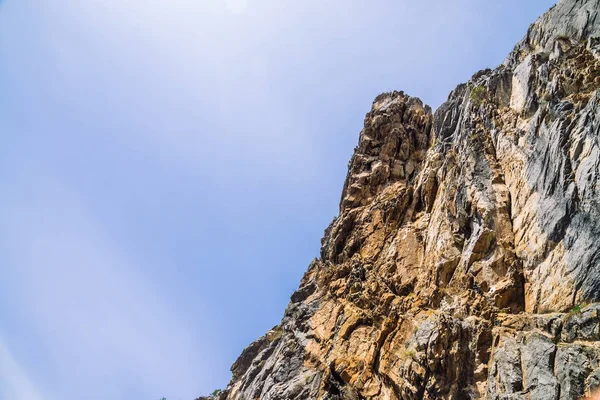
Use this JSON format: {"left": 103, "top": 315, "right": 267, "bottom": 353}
{"left": 0, "top": 1, "right": 556, "bottom": 399}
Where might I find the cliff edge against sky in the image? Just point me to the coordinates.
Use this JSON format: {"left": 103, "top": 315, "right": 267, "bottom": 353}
{"left": 204, "top": 0, "right": 600, "bottom": 398}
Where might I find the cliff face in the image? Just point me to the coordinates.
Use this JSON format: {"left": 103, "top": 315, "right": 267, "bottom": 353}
{"left": 217, "top": 1, "right": 600, "bottom": 399}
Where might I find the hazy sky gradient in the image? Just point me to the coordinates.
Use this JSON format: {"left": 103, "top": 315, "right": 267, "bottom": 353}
{"left": 1, "top": 1, "right": 556, "bottom": 399}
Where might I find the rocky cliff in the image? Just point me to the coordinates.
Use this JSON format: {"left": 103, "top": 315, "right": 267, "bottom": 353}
{"left": 213, "top": 1, "right": 600, "bottom": 398}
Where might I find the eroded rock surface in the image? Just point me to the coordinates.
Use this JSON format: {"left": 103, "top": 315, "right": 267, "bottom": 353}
{"left": 215, "top": 1, "right": 600, "bottom": 398}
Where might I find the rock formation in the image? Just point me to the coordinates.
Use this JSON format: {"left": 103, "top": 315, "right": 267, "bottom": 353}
{"left": 213, "top": 0, "right": 600, "bottom": 398}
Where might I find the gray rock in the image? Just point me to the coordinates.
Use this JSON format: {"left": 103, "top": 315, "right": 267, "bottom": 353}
{"left": 486, "top": 336, "right": 523, "bottom": 398}
{"left": 555, "top": 344, "right": 595, "bottom": 400}
{"left": 521, "top": 334, "right": 559, "bottom": 400}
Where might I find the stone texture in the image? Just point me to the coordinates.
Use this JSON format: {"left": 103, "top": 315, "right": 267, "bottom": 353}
{"left": 210, "top": 1, "right": 600, "bottom": 399}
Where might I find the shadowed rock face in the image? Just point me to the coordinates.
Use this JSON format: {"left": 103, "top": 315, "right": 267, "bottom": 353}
{"left": 212, "top": 1, "right": 600, "bottom": 399}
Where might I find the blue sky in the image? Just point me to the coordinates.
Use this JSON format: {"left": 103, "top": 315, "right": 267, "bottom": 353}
{"left": 0, "top": 1, "right": 556, "bottom": 399}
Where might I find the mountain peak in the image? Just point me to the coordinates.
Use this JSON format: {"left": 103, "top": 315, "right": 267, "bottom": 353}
{"left": 212, "top": 1, "right": 600, "bottom": 398}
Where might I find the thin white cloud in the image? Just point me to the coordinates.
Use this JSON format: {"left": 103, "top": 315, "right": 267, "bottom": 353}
{"left": 0, "top": 337, "right": 44, "bottom": 400}
{"left": 1, "top": 172, "right": 211, "bottom": 399}
{"left": 33, "top": 0, "right": 322, "bottom": 183}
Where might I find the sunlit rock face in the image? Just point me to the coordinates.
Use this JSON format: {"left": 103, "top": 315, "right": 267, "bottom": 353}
{"left": 214, "top": 1, "right": 600, "bottom": 399}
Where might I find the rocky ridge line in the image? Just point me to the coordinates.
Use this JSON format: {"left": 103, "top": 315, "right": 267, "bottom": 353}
{"left": 205, "top": 1, "right": 600, "bottom": 399}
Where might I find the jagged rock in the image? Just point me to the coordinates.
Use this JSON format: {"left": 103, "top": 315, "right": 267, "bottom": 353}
{"left": 212, "top": 1, "right": 600, "bottom": 399}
